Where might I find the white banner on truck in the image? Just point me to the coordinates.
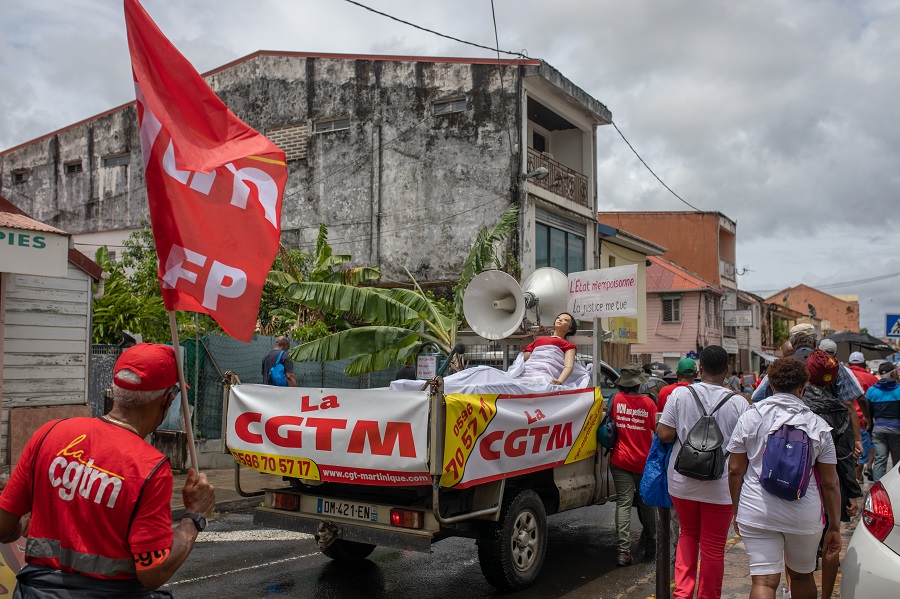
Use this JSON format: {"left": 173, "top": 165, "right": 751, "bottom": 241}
{"left": 226, "top": 385, "right": 431, "bottom": 486}
{"left": 441, "top": 387, "right": 602, "bottom": 489}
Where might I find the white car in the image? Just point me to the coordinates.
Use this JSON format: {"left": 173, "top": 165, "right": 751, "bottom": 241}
{"left": 841, "top": 461, "right": 900, "bottom": 597}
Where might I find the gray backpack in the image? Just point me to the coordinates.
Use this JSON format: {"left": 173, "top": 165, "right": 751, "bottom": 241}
{"left": 674, "top": 387, "right": 738, "bottom": 481}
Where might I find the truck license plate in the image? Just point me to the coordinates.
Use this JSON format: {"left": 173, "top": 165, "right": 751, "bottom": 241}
{"left": 316, "top": 498, "right": 378, "bottom": 522}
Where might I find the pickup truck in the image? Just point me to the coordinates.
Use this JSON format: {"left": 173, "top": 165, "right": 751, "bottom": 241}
{"left": 225, "top": 366, "right": 622, "bottom": 591}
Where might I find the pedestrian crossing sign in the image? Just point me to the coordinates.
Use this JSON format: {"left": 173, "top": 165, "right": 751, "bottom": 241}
{"left": 886, "top": 314, "right": 900, "bottom": 338}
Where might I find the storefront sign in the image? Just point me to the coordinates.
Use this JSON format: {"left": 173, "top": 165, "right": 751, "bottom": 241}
{"left": 0, "top": 227, "right": 68, "bottom": 278}
{"left": 722, "top": 338, "right": 740, "bottom": 354}
{"left": 724, "top": 309, "right": 753, "bottom": 327}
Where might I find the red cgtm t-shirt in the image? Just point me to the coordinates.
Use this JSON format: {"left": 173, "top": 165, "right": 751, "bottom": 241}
{"left": 848, "top": 365, "right": 878, "bottom": 428}
{"left": 0, "top": 418, "right": 174, "bottom": 579}
{"left": 609, "top": 392, "right": 658, "bottom": 473}
{"left": 657, "top": 381, "right": 691, "bottom": 413}
{"left": 524, "top": 337, "right": 576, "bottom": 353}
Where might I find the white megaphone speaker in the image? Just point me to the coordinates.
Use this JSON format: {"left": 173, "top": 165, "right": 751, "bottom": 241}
{"left": 463, "top": 267, "right": 569, "bottom": 340}
{"left": 463, "top": 271, "right": 525, "bottom": 340}
{"left": 521, "top": 267, "right": 569, "bottom": 328}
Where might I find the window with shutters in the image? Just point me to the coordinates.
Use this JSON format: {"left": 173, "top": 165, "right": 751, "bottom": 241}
{"left": 662, "top": 295, "right": 681, "bottom": 323}
{"left": 102, "top": 153, "right": 131, "bottom": 167}
{"left": 433, "top": 97, "right": 467, "bottom": 116}
{"left": 65, "top": 161, "right": 83, "bottom": 174}
{"left": 12, "top": 169, "right": 29, "bottom": 184}
{"left": 313, "top": 116, "right": 350, "bottom": 134}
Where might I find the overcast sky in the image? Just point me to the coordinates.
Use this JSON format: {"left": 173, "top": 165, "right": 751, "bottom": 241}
{"left": 2, "top": 0, "right": 898, "bottom": 335}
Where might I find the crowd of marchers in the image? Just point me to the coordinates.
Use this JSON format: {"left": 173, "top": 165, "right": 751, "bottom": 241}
{"left": 604, "top": 322, "right": 899, "bottom": 599}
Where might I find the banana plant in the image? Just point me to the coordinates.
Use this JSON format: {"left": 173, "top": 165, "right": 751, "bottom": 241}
{"left": 276, "top": 204, "right": 518, "bottom": 376}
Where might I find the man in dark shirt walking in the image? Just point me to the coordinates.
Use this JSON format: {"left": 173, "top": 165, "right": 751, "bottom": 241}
{"left": 261, "top": 336, "right": 297, "bottom": 386}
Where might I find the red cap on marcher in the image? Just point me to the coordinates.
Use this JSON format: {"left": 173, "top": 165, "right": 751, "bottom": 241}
{"left": 113, "top": 343, "right": 179, "bottom": 391}
{"left": 807, "top": 349, "right": 839, "bottom": 387}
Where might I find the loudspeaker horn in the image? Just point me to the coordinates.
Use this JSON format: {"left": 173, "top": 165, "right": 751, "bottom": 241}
{"left": 463, "top": 270, "right": 526, "bottom": 340}
{"left": 521, "top": 267, "right": 569, "bottom": 326}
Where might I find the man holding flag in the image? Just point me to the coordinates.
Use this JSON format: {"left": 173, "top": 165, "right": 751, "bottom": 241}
{"left": 0, "top": 0, "right": 288, "bottom": 594}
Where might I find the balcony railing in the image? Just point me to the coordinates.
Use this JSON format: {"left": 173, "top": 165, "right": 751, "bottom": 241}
{"left": 526, "top": 147, "right": 590, "bottom": 208}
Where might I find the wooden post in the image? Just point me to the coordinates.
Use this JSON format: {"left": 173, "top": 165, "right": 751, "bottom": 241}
{"left": 168, "top": 311, "right": 199, "bottom": 472}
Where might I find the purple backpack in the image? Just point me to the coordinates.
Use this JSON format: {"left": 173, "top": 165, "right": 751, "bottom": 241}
{"left": 760, "top": 424, "right": 814, "bottom": 501}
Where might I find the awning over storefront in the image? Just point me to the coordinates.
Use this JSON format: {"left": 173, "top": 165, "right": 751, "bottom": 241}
{"left": 753, "top": 349, "right": 777, "bottom": 362}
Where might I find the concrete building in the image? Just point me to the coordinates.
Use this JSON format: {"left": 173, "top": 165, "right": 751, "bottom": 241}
{"left": 596, "top": 223, "right": 666, "bottom": 367}
{"left": 0, "top": 196, "right": 102, "bottom": 468}
{"left": 0, "top": 52, "right": 611, "bottom": 287}
{"left": 764, "top": 284, "right": 859, "bottom": 334}
{"left": 597, "top": 211, "right": 749, "bottom": 367}
{"left": 597, "top": 211, "right": 737, "bottom": 292}
{"left": 628, "top": 256, "right": 724, "bottom": 370}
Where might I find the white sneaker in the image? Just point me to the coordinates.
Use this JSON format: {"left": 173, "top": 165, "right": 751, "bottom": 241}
{"left": 779, "top": 585, "right": 791, "bottom": 599}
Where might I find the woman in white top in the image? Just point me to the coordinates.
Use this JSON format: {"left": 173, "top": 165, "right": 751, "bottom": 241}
{"left": 657, "top": 345, "right": 749, "bottom": 599}
{"left": 727, "top": 358, "right": 842, "bottom": 599}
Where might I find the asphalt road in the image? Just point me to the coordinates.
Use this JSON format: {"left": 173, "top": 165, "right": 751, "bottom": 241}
{"left": 165, "top": 503, "right": 660, "bottom": 599}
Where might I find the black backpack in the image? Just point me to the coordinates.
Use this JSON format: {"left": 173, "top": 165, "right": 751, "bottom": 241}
{"left": 800, "top": 384, "right": 862, "bottom": 501}
{"left": 674, "top": 386, "right": 738, "bottom": 481}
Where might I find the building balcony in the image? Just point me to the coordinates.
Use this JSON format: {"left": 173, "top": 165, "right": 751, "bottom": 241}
{"left": 526, "top": 147, "right": 590, "bottom": 208}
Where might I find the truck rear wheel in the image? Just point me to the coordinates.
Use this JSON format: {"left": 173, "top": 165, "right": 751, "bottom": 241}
{"left": 477, "top": 489, "right": 547, "bottom": 591}
{"left": 320, "top": 539, "right": 376, "bottom": 562}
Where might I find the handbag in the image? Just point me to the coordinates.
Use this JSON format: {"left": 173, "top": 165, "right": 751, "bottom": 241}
{"left": 597, "top": 395, "right": 618, "bottom": 452}
{"left": 640, "top": 434, "right": 674, "bottom": 507}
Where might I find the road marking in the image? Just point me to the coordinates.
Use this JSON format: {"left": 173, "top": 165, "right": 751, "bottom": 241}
{"left": 168, "top": 552, "right": 320, "bottom": 586}
{"left": 195, "top": 530, "right": 314, "bottom": 543}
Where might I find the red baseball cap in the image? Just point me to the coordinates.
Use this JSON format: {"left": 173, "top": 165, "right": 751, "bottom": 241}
{"left": 113, "top": 344, "right": 179, "bottom": 391}
{"left": 807, "top": 349, "right": 839, "bottom": 387}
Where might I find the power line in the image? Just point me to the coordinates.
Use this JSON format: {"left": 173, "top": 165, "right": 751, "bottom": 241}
{"left": 611, "top": 121, "right": 701, "bottom": 212}
{"left": 748, "top": 271, "right": 900, "bottom": 295}
{"left": 341, "top": 0, "right": 529, "bottom": 59}
{"left": 490, "top": 0, "right": 515, "bottom": 157}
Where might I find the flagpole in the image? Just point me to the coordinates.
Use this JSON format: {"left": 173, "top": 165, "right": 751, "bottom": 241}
{"left": 169, "top": 311, "right": 200, "bottom": 472}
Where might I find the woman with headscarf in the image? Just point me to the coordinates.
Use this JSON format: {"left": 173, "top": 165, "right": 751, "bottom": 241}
{"left": 727, "top": 358, "right": 842, "bottom": 599}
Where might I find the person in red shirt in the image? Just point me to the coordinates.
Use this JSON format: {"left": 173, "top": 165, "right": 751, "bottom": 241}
{"left": 0, "top": 344, "right": 215, "bottom": 597}
{"left": 609, "top": 363, "right": 658, "bottom": 566}
{"left": 657, "top": 358, "right": 698, "bottom": 413}
{"left": 846, "top": 351, "right": 878, "bottom": 481}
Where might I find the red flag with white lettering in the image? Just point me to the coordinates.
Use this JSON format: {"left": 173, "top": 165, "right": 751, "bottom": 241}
{"left": 124, "top": 0, "right": 287, "bottom": 341}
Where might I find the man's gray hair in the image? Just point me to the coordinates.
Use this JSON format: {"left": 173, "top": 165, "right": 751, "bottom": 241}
{"left": 275, "top": 336, "right": 291, "bottom": 349}
{"left": 112, "top": 369, "right": 169, "bottom": 408}
{"left": 789, "top": 330, "right": 818, "bottom": 350}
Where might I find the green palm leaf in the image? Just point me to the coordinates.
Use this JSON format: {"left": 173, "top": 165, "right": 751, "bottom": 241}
{"left": 282, "top": 282, "right": 420, "bottom": 326}
{"left": 266, "top": 270, "right": 298, "bottom": 287}
{"left": 290, "top": 326, "right": 421, "bottom": 364}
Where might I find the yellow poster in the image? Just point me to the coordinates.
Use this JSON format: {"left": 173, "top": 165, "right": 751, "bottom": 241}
{"left": 610, "top": 317, "right": 639, "bottom": 343}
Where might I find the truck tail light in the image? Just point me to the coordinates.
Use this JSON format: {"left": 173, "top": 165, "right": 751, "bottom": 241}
{"left": 270, "top": 492, "right": 300, "bottom": 511}
{"left": 390, "top": 508, "right": 424, "bottom": 529}
{"left": 863, "top": 482, "right": 894, "bottom": 542}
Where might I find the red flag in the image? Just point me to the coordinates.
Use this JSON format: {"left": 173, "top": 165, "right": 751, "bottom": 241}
{"left": 124, "top": 0, "right": 287, "bottom": 341}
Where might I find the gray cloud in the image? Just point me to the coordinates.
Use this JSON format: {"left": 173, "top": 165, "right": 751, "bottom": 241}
{"left": 2, "top": 0, "right": 898, "bottom": 336}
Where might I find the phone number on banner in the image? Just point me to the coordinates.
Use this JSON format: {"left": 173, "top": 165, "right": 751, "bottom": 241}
{"left": 231, "top": 449, "right": 320, "bottom": 480}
